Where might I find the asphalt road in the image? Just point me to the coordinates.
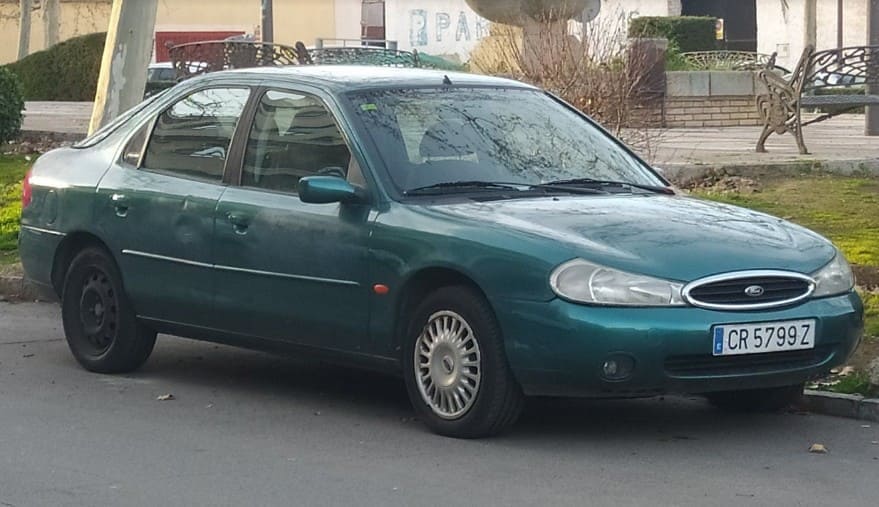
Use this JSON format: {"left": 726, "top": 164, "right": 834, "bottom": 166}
{"left": 1, "top": 302, "right": 878, "bottom": 507}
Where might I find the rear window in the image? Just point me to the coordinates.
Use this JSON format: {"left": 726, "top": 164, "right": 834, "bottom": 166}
{"left": 73, "top": 93, "right": 164, "bottom": 149}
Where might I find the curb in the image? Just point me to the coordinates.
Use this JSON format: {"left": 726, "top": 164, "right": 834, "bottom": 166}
{"left": 0, "top": 275, "right": 51, "bottom": 302}
{"left": 663, "top": 159, "right": 879, "bottom": 187}
{"left": 799, "top": 390, "right": 879, "bottom": 422}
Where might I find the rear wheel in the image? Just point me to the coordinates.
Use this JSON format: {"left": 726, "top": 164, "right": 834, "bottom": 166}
{"left": 706, "top": 383, "right": 804, "bottom": 413}
{"left": 402, "top": 286, "right": 523, "bottom": 438}
{"left": 61, "top": 247, "right": 156, "bottom": 373}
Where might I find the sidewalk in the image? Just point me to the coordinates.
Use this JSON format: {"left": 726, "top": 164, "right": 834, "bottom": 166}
{"left": 648, "top": 115, "right": 879, "bottom": 181}
{"left": 22, "top": 101, "right": 93, "bottom": 135}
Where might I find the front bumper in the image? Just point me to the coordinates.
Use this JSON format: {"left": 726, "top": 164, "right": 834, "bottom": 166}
{"left": 496, "top": 292, "right": 864, "bottom": 397}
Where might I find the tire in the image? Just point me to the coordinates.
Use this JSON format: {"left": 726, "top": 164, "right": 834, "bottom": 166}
{"left": 402, "top": 285, "right": 524, "bottom": 438}
{"left": 61, "top": 247, "right": 156, "bottom": 373}
{"left": 706, "top": 383, "right": 804, "bottom": 413}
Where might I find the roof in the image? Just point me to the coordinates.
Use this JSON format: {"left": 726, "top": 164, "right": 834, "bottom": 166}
{"left": 192, "top": 65, "right": 536, "bottom": 92}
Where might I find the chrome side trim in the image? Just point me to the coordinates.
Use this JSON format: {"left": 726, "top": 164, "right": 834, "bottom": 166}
{"left": 212, "top": 264, "right": 360, "bottom": 287}
{"left": 121, "top": 249, "right": 359, "bottom": 287}
{"left": 20, "top": 225, "right": 66, "bottom": 237}
{"left": 682, "top": 270, "right": 816, "bottom": 311}
{"left": 121, "top": 250, "right": 213, "bottom": 269}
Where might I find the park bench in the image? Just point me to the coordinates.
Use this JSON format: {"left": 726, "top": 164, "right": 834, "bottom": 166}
{"left": 681, "top": 50, "right": 784, "bottom": 72}
{"left": 167, "top": 40, "right": 445, "bottom": 82}
{"left": 756, "top": 44, "right": 879, "bottom": 154}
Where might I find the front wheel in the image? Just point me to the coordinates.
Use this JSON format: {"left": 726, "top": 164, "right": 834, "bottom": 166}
{"left": 706, "top": 384, "right": 804, "bottom": 413}
{"left": 61, "top": 247, "right": 156, "bottom": 373}
{"left": 402, "top": 286, "right": 523, "bottom": 438}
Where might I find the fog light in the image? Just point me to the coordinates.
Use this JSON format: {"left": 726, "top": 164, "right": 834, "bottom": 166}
{"left": 601, "top": 354, "right": 635, "bottom": 380}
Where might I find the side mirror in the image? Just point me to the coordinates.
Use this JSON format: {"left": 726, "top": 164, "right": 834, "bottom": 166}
{"left": 298, "top": 175, "right": 360, "bottom": 204}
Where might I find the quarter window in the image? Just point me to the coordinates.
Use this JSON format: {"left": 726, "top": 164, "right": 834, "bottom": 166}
{"left": 243, "top": 90, "right": 351, "bottom": 193}
{"left": 142, "top": 87, "right": 250, "bottom": 182}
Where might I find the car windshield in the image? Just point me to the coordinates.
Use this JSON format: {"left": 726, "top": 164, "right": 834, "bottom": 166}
{"left": 347, "top": 87, "right": 663, "bottom": 195}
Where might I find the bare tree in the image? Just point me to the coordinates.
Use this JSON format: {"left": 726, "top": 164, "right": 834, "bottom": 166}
{"left": 469, "top": 8, "right": 667, "bottom": 161}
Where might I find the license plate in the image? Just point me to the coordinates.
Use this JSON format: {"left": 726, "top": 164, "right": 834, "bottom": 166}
{"left": 712, "top": 319, "right": 816, "bottom": 356}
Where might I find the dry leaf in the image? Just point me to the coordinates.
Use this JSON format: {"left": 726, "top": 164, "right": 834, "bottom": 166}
{"left": 156, "top": 394, "right": 175, "bottom": 401}
{"left": 809, "top": 443, "right": 828, "bottom": 453}
{"left": 838, "top": 366, "right": 856, "bottom": 376}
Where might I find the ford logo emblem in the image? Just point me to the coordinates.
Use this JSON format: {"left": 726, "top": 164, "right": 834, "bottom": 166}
{"left": 744, "top": 285, "right": 765, "bottom": 297}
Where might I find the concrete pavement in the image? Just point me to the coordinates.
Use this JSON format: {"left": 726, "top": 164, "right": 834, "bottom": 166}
{"left": 22, "top": 102, "right": 92, "bottom": 135}
{"left": 2, "top": 302, "right": 878, "bottom": 506}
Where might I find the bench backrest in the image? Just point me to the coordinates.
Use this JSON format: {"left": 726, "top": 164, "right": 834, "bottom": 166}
{"left": 795, "top": 45, "right": 879, "bottom": 95}
{"left": 168, "top": 41, "right": 309, "bottom": 79}
{"left": 681, "top": 50, "right": 777, "bottom": 71}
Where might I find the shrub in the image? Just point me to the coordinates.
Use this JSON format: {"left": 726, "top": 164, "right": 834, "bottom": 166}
{"left": 629, "top": 16, "right": 717, "bottom": 53}
{"left": 0, "top": 68, "right": 24, "bottom": 145}
{"left": 4, "top": 32, "right": 106, "bottom": 101}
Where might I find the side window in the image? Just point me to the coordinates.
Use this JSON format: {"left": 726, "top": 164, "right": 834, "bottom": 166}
{"left": 121, "top": 122, "right": 150, "bottom": 167}
{"left": 243, "top": 90, "right": 351, "bottom": 193}
{"left": 142, "top": 87, "right": 250, "bottom": 182}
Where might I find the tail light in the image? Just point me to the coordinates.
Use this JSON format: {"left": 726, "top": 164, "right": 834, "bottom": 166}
{"left": 21, "top": 170, "right": 33, "bottom": 208}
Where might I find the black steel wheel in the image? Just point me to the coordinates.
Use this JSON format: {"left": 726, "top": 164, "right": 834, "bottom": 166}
{"left": 61, "top": 247, "right": 156, "bottom": 373}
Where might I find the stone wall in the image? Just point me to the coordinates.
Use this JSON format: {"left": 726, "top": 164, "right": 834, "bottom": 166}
{"left": 664, "top": 71, "right": 765, "bottom": 128}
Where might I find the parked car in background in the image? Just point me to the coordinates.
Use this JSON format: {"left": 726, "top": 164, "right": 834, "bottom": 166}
{"left": 144, "top": 62, "right": 177, "bottom": 98}
{"left": 19, "top": 67, "right": 864, "bottom": 438}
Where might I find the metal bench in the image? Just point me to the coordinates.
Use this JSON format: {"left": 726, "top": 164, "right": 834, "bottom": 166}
{"left": 756, "top": 44, "right": 879, "bottom": 154}
{"left": 167, "top": 40, "right": 310, "bottom": 79}
{"left": 681, "top": 51, "right": 783, "bottom": 72}
{"left": 168, "top": 41, "right": 443, "bottom": 81}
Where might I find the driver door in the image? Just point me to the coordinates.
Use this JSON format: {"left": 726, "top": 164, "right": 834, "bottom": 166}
{"left": 211, "top": 88, "right": 372, "bottom": 353}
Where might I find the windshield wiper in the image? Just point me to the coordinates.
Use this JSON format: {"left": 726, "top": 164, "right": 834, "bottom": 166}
{"left": 544, "top": 177, "right": 675, "bottom": 195}
{"left": 404, "top": 181, "right": 524, "bottom": 196}
{"left": 405, "top": 180, "right": 608, "bottom": 196}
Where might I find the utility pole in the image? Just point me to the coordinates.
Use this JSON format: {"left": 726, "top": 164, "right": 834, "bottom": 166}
{"left": 44, "top": 0, "right": 60, "bottom": 49}
{"left": 804, "top": 0, "right": 817, "bottom": 48}
{"left": 261, "top": 0, "right": 274, "bottom": 43}
{"left": 836, "top": 0, "right": 843, "bottom": 49}
{"left": 89, "top": 0, "right": 158, "bottom": 134}
{"left": 868, "top": 0, "right": 879, "bottom": 135}
{"left": 17, "top": 0, "right": 32, "bottom": 60}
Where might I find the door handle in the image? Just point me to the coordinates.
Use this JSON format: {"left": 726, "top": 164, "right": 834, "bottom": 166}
{"left": 226, "top": 211, "right": 251, "bottom": 234}
{"left": 111, "top": 194, "right": 129, "bottom": 217}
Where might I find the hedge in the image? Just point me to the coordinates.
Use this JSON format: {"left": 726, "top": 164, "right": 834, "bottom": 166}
{"left": 3, "top": 32, "right": 106, "bottom": 101}
{"left": 0, "top": 68, "right": 24, "bottom": 144}
{"left": 629, "top": 16, "right": 717, "bottom": 53}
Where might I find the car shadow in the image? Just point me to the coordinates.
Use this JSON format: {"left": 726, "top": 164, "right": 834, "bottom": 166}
{"left": 131, "top": 335, "right": 808, "bottom": 443}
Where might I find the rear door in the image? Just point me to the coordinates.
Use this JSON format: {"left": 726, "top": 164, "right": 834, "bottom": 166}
{"left": 211, "top": 87, "right": 373, "bottom": 352}
{"left": 95, "top": 86, "right": 251, "bottom": 327}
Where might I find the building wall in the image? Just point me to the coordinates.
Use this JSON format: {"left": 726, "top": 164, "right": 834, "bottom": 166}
{"left": 756, "top": 0, "right": 868, "bottom": 71}
{"left": 334, "top": 0, "right": 364, "bottom": 41}
{"left": 0, "top": 0, "right": 359, "bottom": 65}
{"left": 384, "top": 0, "right": 490, "bottom": 61}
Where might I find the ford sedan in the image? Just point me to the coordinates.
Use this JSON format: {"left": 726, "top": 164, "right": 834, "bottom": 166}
{"left": 19, "top": 67, "right": 864, "bottom": 438}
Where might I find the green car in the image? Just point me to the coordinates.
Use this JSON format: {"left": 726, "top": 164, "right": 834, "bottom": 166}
{"left": 19, "top": 67, "right": 863, "bottom": 438}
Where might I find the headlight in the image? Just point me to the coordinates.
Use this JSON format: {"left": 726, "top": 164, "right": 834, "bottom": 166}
{"left": 550, "top": 259, "right": 685, "bottom": 306}
{"left": 811, "top": 253, "right": 854, "bottom": 297}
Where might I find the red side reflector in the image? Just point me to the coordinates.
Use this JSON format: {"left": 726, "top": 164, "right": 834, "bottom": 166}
{"left": 373, "top": 284, "right": 390, "bottom": 295}
{"left": 21, "top": 170, "right": 33, "bottom": 208}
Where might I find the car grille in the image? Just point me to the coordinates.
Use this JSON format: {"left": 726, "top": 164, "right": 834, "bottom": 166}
{"left": 684, "top": 273, "right": 814, "bottom": 310}
{"left": 665, "top": 346, "right": 832, "bottom": 377}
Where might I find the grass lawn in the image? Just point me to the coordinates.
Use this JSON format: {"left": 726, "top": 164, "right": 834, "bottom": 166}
{"left": 693, "top": 174, "right": 879, "bottom": 395}
{"left": 0, "top": 155, "right": 29, "bottom": 258}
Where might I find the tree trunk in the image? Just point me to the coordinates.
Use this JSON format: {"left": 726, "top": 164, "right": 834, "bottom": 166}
{"left": 17, "top": 0, "right": 32, "bottom": 60}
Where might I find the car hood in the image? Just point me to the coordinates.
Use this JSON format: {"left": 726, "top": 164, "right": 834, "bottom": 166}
{"left": 427, "top": 194, "right": 836, "bottom": 282}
